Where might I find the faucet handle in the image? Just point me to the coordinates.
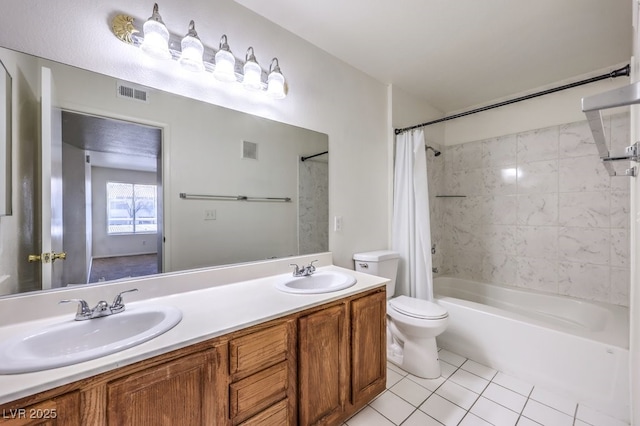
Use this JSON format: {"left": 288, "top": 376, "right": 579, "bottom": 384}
{"left": 307, "top": 260, "right": 318, "bottom": 273}
{"left": 110, "top": 288, "right": 139, "bottom": 311}
{"left": 59, "top": 299, "right": 91, "bottom": 319}
{"left": 289, "top": 263, "right": 301, "bottom": 275}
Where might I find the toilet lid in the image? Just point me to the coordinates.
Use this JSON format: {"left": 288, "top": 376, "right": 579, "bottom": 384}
{"left": 389, "top": 296, "right": 448, "bottom": 320}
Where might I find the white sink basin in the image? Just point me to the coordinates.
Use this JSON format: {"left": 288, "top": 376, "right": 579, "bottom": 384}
{"left": 275, "top": 271, "right": 357, "bottom": 294}
{"left": 0, "top": 305, "right": 182, "bottom": 374}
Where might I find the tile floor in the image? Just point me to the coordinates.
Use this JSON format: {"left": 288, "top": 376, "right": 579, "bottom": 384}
{"left": 344, "top": 349, "right": 629, "bottom": 426}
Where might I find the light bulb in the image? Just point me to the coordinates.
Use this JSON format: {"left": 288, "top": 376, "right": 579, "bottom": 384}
{"left": 140, "top": 3, "right": 171, "bottom": 60}
{"left": 242, "top": 47, "right": 263, "bottom": 91}
{"left": 267, "top": 58, "right": 286, "bottom": 99}
{"left": 179, "top": 20, "right": 204, "bottom": 72}
{"left": 213, "top": 35, "right": 237, "bottom": 82}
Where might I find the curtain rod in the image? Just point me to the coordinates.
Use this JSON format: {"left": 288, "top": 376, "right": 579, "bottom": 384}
{"left": 394, "top": 64, "right": 630, "bottom": 136}
{"left": 301, "top": 151, "right": 328, "bottom": 161}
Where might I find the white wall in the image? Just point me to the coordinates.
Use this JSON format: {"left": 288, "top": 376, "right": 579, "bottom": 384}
{"left": 0, "top": 48, "right": 39, "bottom": 295}
{"left": 0, "top": 0, "right": 390, "bottom": 271}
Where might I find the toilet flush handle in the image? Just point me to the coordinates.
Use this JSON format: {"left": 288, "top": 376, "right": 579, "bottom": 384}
{"left": 358, "top": 262, "right": 369, "bottom": 269}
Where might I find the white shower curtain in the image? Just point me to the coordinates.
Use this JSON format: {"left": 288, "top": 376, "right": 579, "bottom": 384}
{"left": 392, "top": 129, "right": 434, "bottom": 300}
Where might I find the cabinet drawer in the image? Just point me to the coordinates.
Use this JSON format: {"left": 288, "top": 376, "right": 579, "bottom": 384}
{"left": 238, "top": 399, "right": 289, "bottom": 426}
{"left": 229, "top": 323, "right": 288, "bottom": 376}
{"left": 230, "top": 361, "right": 288, "bottom": 423}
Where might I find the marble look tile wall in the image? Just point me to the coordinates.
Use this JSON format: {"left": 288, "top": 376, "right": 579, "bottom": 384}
{"left": 298, "top": 159, "right": 329, "bottom": 255}
{"left": 436, "top": 113, "right": 630, "bottom": 306}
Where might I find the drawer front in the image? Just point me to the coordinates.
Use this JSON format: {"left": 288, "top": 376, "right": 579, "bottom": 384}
{"left": 229, "top": 323, "right": 288, "bottom": 377}
{"left": 238, "top": 399, "right": 289, "bottom": 426}
{"left": 230, "top": 362, "right": 288, "bottom": 423}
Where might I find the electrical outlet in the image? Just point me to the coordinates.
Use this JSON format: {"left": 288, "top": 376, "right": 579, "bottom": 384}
{"left": 334, "top": 216, "right": 343, "bottom": 232}
{"left": 204, "top": 209, "right": 216, "bottom": 220}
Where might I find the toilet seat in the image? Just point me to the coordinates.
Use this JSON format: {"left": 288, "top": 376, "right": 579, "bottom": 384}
{"left": 389, "top": 296, "right": 448, "bottom": 320}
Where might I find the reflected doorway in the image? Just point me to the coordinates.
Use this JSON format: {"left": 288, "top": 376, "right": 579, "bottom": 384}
{"left": 61, "top": 111, "right": 163, "bottom": 285}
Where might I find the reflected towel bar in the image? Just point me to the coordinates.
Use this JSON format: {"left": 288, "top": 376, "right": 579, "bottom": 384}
{"left": 582, "top": 74, "right": 640, "bottom": 177}
{"left": 179, "top": 193, "right": 291, "bottom": 202}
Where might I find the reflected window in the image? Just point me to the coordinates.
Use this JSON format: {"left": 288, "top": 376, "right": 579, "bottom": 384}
{"left": 106, "top": 182, "right": 157, "bottom": 234}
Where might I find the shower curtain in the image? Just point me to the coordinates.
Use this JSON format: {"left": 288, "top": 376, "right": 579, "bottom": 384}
{"left": 392, "top": 129, "right": 434, "bottom": 300}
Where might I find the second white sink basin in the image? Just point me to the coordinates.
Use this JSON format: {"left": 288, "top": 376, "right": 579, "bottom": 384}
{"left": 0, "top": 305, "right": 182, "bottom": 374}
{"left": 275, "top": 271, "right": 357, "bottom": 294}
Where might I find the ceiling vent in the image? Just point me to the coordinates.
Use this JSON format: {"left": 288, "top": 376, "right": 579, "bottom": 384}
{"left": 242, "top": 140, "right": 258, "bottom": 160}
{"left": 116, "top": 81, "right": 149, "bottom": 103}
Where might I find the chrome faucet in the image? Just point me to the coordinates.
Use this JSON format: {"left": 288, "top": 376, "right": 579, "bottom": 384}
{"left": 289, "top": 260, "right": 318, "bottom": 277}
{"left": 60, "top": 288, "right": 139, "bottom": 321}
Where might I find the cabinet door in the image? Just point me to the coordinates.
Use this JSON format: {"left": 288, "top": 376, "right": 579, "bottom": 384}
{"left": 298, "top": 304, "right": 348, "bottom": 426}
{"left": 351, "top": 290, "right": 387, "bottom": 407}
{"left": 0, "top": 391, "right": 80, "bottom": 426}
{"left": 106, "top": 347, "right": 226, "bottom": 426}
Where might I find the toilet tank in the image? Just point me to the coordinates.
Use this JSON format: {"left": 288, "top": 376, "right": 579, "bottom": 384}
{"left": 353, "top": 250, "right": 400, "bottom": 297}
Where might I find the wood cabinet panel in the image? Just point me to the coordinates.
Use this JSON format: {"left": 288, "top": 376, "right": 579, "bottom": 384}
{"left": 298, "top": 303, "right": 348, "bottom": 426}
{"left": 0, "top": 391, "right": 80, "bottom": 426}
{"left": 230, "top": 362, "right": 288, "bottom": 424}
{"left": 106, "top": 348, "right": 225, "bottom": 426}
{"left": 351, "top": 290, "right": 387, "bottom": 407}
{"left": 229, "top": 323, "right": 288, "bottom": 378}
{"left": 238, "top": 399, "right": 289, "bottom": 426}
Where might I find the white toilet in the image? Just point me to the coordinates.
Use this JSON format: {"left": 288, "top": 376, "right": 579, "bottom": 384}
{"left": 353, "top": 250, "right": 448, "bottom": 378}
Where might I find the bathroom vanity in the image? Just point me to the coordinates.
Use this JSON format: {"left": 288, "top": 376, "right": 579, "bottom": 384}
{"left": 0, "top": 255, "right": 387, "bottom": 425}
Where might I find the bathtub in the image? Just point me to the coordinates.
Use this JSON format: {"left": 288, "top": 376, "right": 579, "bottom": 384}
{"left": 433, "top": 277, "right": 630, "bottom": 421}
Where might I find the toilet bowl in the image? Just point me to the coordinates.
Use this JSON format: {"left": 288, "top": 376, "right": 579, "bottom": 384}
{"left": 353, "top": 250, "right": 449, "bottom": 379}
{"left": 387, "top": 295, "right": 448, "bottom": 378}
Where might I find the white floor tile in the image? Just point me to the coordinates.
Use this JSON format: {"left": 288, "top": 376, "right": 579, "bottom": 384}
{"left": 522, "top": 399, "right": 573, "bottom": 426}
{"left": 516, "top": 417, "right": 542, "bottom": 425}
{"left": 575, "top": 404, "right": 630, "bottom": 426}
{"left": 407, "top": 373, "right": 446, "bottom": 392}
{"left": 402, "top": 409, "right": 443, "bottom": 426}
{"left": 346, "top": 406, "right": 395, "bottom": 426}
{"left": 460, "top": 412, "right": 495, "bottom": 426}
{"left": 440, "top": 360, "right": 458, "bottom": 378}
{"left": 369, "top": 390, "right": 415, "bottom": 425}
{"left": 435, "top": 380, "right": 480, "bottom": 410}
{"left": 419, "top": 393, "right": 467, "bottom": 426}
{"left": 461, "top": 360, "right": 498, "bottom": 380}
{"left": 390, "top": 377, "right": 433, "bottom": 407}
{"left": 481, "top": 383, "right": 527, "bottom": 413}
{"left": 449, "top": 368, "right": 490, "bottom": 394}
{"left": 491, "top": 372, "right": 534, "bottom": 396}
{"left": 438, "top": 349, "right": 467, "bottom": 366}
{"left": 386, "top": 361, "right": 406, "bottom": 376}
{"left": 529, "top": 386, "right": 577, "bottom": 416}
{"left": 386, "top": 368, "right": 404, "bottom": 388}
{"left": 470, "top": 396, "right": 520, "bottom": 426}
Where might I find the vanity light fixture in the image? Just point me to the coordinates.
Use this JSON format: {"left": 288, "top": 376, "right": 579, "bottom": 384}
{"left": 111, "top": 3, "right": 287, "bottom": 99}
{"left": 267, "top": 58, "right": 286, "bottom": 99}
{"left": 242, "top": 47, "right": 262, "bottom": 91}
{"left": 139, "top": 4, "right": 171, "bottom": 60}
{"left": 178, "top": 21, "right": 205, "bottom": 72}
{"left": 213, "top": 35, "right": 236, "bottom": 82}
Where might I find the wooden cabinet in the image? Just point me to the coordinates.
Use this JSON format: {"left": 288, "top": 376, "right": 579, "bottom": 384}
{"left": 106, "top": 347, "right": 226, "bottom": 426}
{"left": 0, "top": 287, "right": 385, "bottom": 426}
{"left": 351, "top": 290, "right": 387, "bottom": 407}
{"left": 298, "top": 303, "right": 348, "bottom": 426}
{"left": 0, "top": 391, "right": 80, "bottom": 426}
{"left": 228, "top": 320, "right": 296, "bottom": 425}
{"left": 298, "top": 288, "right": 387, "bottom": 425}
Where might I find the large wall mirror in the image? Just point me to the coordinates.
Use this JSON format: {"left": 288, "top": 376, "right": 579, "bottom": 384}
{"left": 0, "top": 46, "right": 328, "bottom": 298}
{"left": 0, "top": 59, "right": 10, "bottom": 217}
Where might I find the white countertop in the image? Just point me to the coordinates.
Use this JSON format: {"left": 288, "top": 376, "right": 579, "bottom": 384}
{"left": 0, "top": 262, "right": 387, "bottom": 405}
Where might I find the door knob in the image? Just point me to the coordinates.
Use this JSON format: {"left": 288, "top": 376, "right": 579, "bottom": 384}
{"left": 28, "top": 252, "right": 66, "bottom": 263}
{"left": 52, "top": 252, "right": 67, "bottom": 262}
